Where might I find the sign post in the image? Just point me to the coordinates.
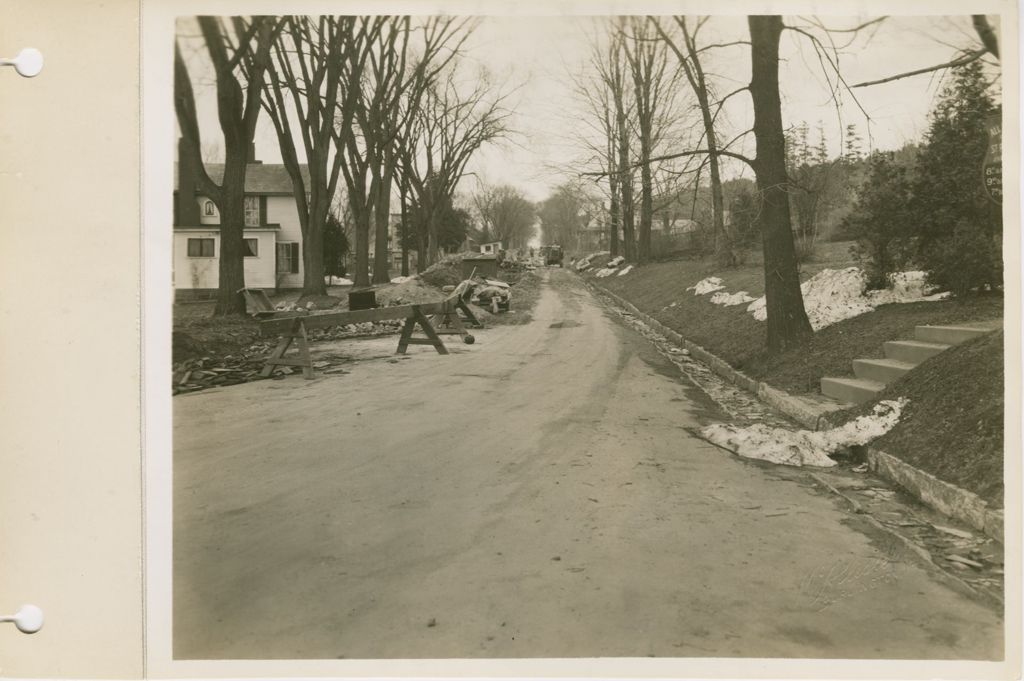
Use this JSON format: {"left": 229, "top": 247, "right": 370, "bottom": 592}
{"left": 983, "top": 113, "right": 1002, "bottom": 205}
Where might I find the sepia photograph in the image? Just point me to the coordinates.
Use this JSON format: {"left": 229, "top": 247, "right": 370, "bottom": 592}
{"left": 165, "top": 7, "right": 1012, "bottom": 667}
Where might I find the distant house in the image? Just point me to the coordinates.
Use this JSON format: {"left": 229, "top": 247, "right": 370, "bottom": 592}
{"left": 659, "top": 217, "right": 699, "bottom": 235}
{"left": 173, "top": 139, "right": 310, "bottom": 299}
{"left": 480, "top": 241, "right": 503, "bottom": 255}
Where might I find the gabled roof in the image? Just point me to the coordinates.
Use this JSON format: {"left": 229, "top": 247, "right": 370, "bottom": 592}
{"left": 175, "top": 162, "right": 311, "bottom": 195}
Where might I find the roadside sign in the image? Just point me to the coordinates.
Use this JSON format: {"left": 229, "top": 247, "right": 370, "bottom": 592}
{"left": 983, "top": 113, "right": 1001, "bottom": 205}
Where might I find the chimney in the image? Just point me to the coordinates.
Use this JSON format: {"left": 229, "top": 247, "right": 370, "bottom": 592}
{"left": 176, "top": 138, "right": 200, "bottom": 226}
{"left": 247, "top": 141, "right": 261, "bottom": 164}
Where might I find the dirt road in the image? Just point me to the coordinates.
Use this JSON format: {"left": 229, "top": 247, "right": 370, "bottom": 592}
{"left": 173, "top": 269, "right": 1002, "bottom": 660}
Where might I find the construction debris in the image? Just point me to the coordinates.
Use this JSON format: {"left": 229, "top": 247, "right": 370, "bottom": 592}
{"left": 172, "top": 320, "right": 404, "bottom": 395}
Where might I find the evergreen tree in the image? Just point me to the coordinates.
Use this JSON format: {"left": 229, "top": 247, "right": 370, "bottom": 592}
{"left": 843, "top": 124, "right": 863, "bottom": 162}
{"left": 843, "top": 152, "right": 913, "bottom": 289}
{"left": 911, "top": 61, "right": 1001, "bottom": 294}
{"left": 322, "top": 213, "right": 350, "bottom": 279}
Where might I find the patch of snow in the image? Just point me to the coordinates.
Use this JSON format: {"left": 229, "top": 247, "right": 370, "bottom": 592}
{"left": 710, "top": 290, "right": 755, "bottom": 306}
{"left": 326, "top": 276, "right": 354, "bottom": 286}
{"left": 745, "top": 268, "right": 948, "bottom": 331}
{"left": 868, "top": 271, "right": 950, "bottom": 304}
{"left": 617, "top": 265, "right": 634, "bottom": 276}
{"left": 608, "top": 255, "right": 626, "bottom": 268}
{"left": 701, "top": 398, "right": 908, "bottom": 467}
{"left": 390, "top": 276, "right": 414, "bottom": 284}
{"left": 594, "top": 267, "right": 618, "bottom": 278}
{"left": 687, "top": 276, "right": 725, "bottom": 295}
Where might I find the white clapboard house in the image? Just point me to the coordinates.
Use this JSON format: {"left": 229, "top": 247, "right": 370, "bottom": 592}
{"left": 173, "top": 140, "right": 309, "bottom": 300}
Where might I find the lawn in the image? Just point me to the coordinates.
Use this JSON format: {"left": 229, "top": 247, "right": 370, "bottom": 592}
{"left": 592, "top": 242, "right": 1003, "bottom": 393}
{"left": 834, "top": 331, "right": 1005, "bottom": 507}
{"left": 587, "top": 243, "right": 1005, "bottom": 507}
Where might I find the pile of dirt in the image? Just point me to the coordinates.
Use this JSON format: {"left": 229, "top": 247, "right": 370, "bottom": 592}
{"left": 419, "top": 253, "right": 467, "bottom": 288}
{"left": 831, "top": 330, "right": 1004, "bottom": 507}
{"left": 375, "top": 278, "right": 446, "bottom": 306}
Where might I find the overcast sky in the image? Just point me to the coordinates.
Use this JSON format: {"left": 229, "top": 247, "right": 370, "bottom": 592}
{"left": 180, "top": 14, "right": 999, "bottom": 203}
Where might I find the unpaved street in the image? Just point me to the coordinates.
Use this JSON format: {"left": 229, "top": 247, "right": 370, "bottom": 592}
{"left": 173, "top": 269, "right": 1002, "bottom": 660}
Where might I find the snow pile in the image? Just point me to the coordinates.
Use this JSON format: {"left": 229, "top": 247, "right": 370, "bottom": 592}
{"left": 607, "top": 255, "right": 626, "bottom": 268}
{"left": 710, "top": 290, "right": 755, "bottom": 306}
{"left": 701, "top": 398, "right": 908, "bottom": 467}
{"left": 617, "top": 265, "right": 634, "bottom": 276}
{"left": 868, "top": 271, "right": 950, "bottom": 305}
{"left": 746, "top": 268, "right": 948, "bottom": 331}
{"left": 390, "top": 275, "right": 414, "bottom": 284}
{"left": 594, "top": 267, "right": 618, "bottom": 278}
{"left": 687, "top": 276, "right": 726, "bottom": 295}
{"left": 576, "top": 251, "right": 610, "bottom": 272}
{"left": 326, "top": 276, "right": 354, "bottom": 286}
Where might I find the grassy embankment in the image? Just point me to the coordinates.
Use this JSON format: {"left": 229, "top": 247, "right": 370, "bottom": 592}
{"left": 585, "top": 242, "right": 1004, "bottom": 504}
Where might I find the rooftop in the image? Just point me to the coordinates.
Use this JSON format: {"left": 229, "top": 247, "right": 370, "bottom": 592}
{"left": 175, "top": 162, "right": 310, "bottom": 195}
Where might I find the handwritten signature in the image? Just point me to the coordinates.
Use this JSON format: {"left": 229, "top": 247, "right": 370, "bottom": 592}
{"left": 800, "top": 539, "right": 909, "bottom": 611}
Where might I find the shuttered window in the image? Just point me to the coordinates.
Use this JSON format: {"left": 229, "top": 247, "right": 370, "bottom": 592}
{"left": 276, "top": 242, "right": 299, "bottom": 274}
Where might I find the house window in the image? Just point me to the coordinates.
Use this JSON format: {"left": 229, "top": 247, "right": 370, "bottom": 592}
{"left": 203, "top": 200, "right": 216, "bottom": 216}
{"left": 187, "top": 238, "right": 215, "bottom": 258}
{"left": 244, "top": 238, "right": 259, "bottom": 257}
{"left": 244, "top": 195, "right": 261, "bottom": 227}
{"left": 276, "top": 242, "right": 299, "bottom": 274}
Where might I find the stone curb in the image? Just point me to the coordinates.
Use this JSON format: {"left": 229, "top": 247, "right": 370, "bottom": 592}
{"left": 867, "top": 448, "right": 1004, "bottom": 544}
{"left": 584, "top": 276, "right": 1004, "bottom": 545}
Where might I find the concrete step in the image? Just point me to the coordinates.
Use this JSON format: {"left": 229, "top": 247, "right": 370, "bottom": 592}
{"left": 821, "top": 376, "right": 886, "bottom": 405}
{"left": 915, "top": 324, "right": 1000, "bottom": 345}
{"left": 852, "top": 358, "right": 915, "bottom": 384}
{"left": 883, "top": 340, "right": 951, "bottom": 364}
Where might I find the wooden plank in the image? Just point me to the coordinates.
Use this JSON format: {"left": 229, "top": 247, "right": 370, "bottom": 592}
{"left": 395, "top": 316, "right": 417, "bottom": 354}
{"left": 413, "top": 307, "right": 448, "bottom": 355}
{"left": 259, "top": 296, "right": 454, "bottom": 336}
{"left": 260, "top": 319, "right": 315, "bottom": 378}
{"left": 238, "top": 287, "right": 275, "bottom": 313}
{"left": 259, "top": 334, "right": 293, "bottom": 377}
{"left": 457, "top": 298, "right": 483, "bottom": 328}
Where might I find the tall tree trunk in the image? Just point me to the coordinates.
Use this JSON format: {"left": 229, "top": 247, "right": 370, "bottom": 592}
{"left": 415, "top": 213, "right": 427, "bottom": 272}
{"left": 617, "top": 111, "right": 635, "bottom": 261}
{"left": 372, "top": 162, "right": 393, "bottom": 284}
{"left": 400, "top": 178, "right": 410, "bottom": 276}
{"left": 609, "top": 171, "right": 620, "bottom": 257}
{"left": 215, "top": 156, "right": 247, "bottom": 315}
{"left": 301, "top": 196, "right": 328, "bottom": 296}
{"left": 638, "top": 129, "right": 652, "bottom": 263}
{"left": 749, "top": 16, "right": 812, "bottom": 352}
{"left": 352, "top": 197, "right": 371, "bottom": 287}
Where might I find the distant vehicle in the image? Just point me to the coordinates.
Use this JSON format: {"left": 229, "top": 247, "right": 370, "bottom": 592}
{"left": 540, "top": 245, "right": 564, "bottom": 267}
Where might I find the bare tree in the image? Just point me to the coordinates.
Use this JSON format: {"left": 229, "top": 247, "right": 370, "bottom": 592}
{"left": 333, "top": 17, "right": 472, "bottom": 286}
{"left": 175, "top": 16, "right": 277, "bottom": 315}
{"left": 747, "top": 16, "right": 814, "bottom": 349}
{"left": 622, "top": 18, "right": 684, "bottom": 264}
{"left": 398, "top": 64, "right": 513, "bottom": 268}
{"left": 568, "top": 32, "right": 624, "bottom": 257}
{"left": 650, "top": 16, "right": 749, "bottom": 265}
{"left": 475, "top": 184, "right": 538, "bottom": 250}
{"left": 261, "top": 16, "right": 375, "bottom": 298}
{"left": 850, "top": 15, "right": 999, "bottom": 88}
